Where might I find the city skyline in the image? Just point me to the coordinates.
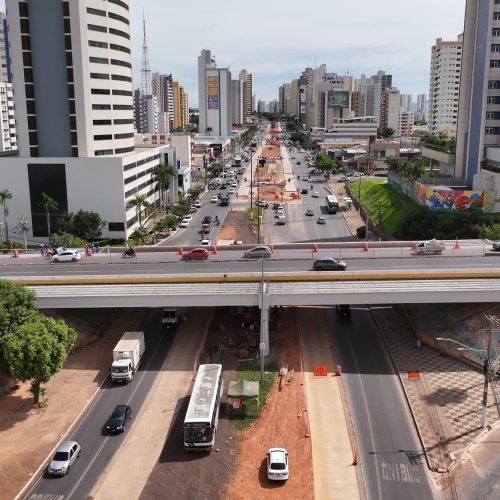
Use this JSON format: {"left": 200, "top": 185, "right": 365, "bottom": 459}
{"left": 0, "top": 0, "right": 466, "bottom": 106}
{"left": 128, "top": 0, "right": 466, "bottom": 106}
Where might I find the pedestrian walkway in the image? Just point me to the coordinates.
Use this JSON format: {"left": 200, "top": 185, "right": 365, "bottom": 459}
{"left": 327, "top": 181, "right": 364, "bottom": 237}
{"left": 298, "top": 307, "right": 361, "bottom": 499}
{"left": 91, "top": 308, "right": 211, "bottom": 499}
{"left": 371, "top": 306, "right": 499, "bottom": 471}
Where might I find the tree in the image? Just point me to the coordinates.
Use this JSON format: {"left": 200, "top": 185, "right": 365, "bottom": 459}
{"left": 187, "top": 184, "right": 204, "bottom": 201}
{"left": 129, "top": 226, "right": 149, "bottom": 244}
{"left": 3, "top": 315, "right": 76, "bottom": 404}
{"left": 55, "top": 211, "right": 74, "bottom": 234}
{"left": 129, "top": 194, "right": 151, "bottom": 227}
{"left": 152, "top": 163, "right": 176, "bottom": 212}
{"left": 314, "top": 153, "right": 337, "bottom": 174}
{"left": 72, "top": 210, "right": 106, "bottom": 240}
{"left": 0, "top": 280, "right": 38, "bottom": 373}
{"left": 39, "top": 193, "right": 58, "bottom": 239}
{"left": 207, "top": 163, "right": 223, "bottom": 178}
{"left": 0, "top": 189, "right": 12, "bottom": 243}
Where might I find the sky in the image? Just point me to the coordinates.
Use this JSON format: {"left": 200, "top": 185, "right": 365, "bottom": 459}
{"left": 1, "top": 0, "right": 467, "bottom": 106}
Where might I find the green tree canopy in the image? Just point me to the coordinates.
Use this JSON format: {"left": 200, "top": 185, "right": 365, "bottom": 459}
{"left": 314, "top": 153, "right": 337, "bottom": 173}
{"left": 3, "top": 315, "right": 76, "bottom": 404}
{"left": 72, "top": 210, "right": 106, "bottom": 240}
{"left": 207, "top": 163, "right": 223, "bottom": 178}
{"left": 0, "top": 280, "right": 38, "bottom": 372}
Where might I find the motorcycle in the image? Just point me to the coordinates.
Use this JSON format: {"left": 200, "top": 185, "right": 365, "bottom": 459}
{"left": 122, "top": 247, "right": 136, "bottom": 258}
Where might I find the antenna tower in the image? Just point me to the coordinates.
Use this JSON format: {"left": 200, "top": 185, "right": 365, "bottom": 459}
{"left": 140, "top": 11, "right": 152, "bottom": 96}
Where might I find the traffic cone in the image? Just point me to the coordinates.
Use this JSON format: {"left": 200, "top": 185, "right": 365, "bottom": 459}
{"left": 362, "top": 242, "right": 369, "bottom": 251}
{"left": 178, "top": 247, "right": 184, "bottom": 255}
{"left": 454, "top": 238, "right": 461, "bottom": 250}
{"left": 312, "top": 243, "right": 318, "bottom": 253}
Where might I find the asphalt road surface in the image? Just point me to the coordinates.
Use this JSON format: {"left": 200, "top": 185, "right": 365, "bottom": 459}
{"left": 330, "top": 306, "right": 437, "bottom": 500}
{"left": 23, "top": 308, "right": 175, "bottom": 500}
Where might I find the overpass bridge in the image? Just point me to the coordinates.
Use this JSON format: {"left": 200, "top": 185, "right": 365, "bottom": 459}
{"left": 8, "top": 269, "right": 500, "bottom": 356}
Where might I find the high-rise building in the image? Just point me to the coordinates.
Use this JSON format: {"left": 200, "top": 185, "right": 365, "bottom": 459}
{"left": 239, "top": 69, "right": 252, "bottom": 120}
{"left": 232, "top": 79, "right": 242, "bottom": 124}
{"left": 354, "top": 70, "right": 392, "bottom": 124}
{"left": 172, "top": 81, "right": 189, "bottom": 130}
{"left": 0, "top": 11, "right": 11, "bottom": 82}
{"left": 0, "top": 82, "right": 17, "bottom": 151}
{"left": 416, "top": 93, "right": 427, "bottom": 122}
{"left": 380, "top": 87, "right": 401, "bottom": 134}
{"left": 134, "top": 89, "right": 159, "bottom": 134}
{"left": 429, "top": 37, "right": 462, "bottom": 136}
{"left": 456, "top": 1, "right": 500, "bottom": 190}
{"left": 2, "top": 0, "right": 180, "bottom": 241}
{"left": 257, "top": 100, "right": 266, "bottom": 113}
{"left": 400, "top": 94, "right": 412, "bottom": 113}
{"left": 198, "top": 49, "right": 213, "bottom": 134}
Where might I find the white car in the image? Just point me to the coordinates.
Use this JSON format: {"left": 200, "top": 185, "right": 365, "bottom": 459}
{"left": 51, "top": 250, "right": 81, "bottom": 263}
{"left": 179, "top": 219, "right": 191, "bottom": 228}
{"left": 194, "top": 201, "right": 202, "bottom": 208}
{"left": 231, "top": 181, "right": 238, "bottom": 187}
{"left": 200, "top": 239, "right": 211, "bottom": 246}
{"left": 228, "top": 187, "right": 236, "bottom": 194}
{"left": 48, "top": 440, "right": 81, "bottom": 476}
{"left": 210, "top": 196, "right": 218, "bottom": 203}
{"left": 317, "top": 217, "right": 326, "bottom": 224}
{"left": 312, "top": 191, "right": 319, "bottom": 198}
{"left": 267, "top": 448, "right": 289, "bottom": 481}
{"left": 183, "top": 215, "right": 192, "bottom": 222}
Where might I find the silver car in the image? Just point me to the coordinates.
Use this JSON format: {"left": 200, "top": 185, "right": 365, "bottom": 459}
{"left": 47, "top": 440, "right": 81, "bottom": 476}
{"left": 243, "top": 246, "right": 273, "bottom": 259}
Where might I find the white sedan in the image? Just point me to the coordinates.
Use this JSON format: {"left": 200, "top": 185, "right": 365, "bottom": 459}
{"left": 179, "top": 219, "right": 191, "bottom": 228}
{"left": 210, "top": 196, "right": 218, "bottom": 203}
{"left": 51, "top": 250, "right": 81, "bottom": 263}
{"left": 267, "top": 448, "right": 289, "bottom": 481}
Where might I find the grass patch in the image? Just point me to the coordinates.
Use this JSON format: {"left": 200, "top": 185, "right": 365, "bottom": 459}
{"left": 347, "top": 180, "right": 422, "bottom": 236}
{"left": 228, "top": 359, "right": 277, "bottom": 431}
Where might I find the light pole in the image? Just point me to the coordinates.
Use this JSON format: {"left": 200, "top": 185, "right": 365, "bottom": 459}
{"left": 260, "top": 257, "right": 265, "bottom": 382}
{"left": 0, "top": 221, "right": 3, "bottom": 247}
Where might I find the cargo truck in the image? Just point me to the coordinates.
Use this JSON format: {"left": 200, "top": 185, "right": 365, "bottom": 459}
{"left": 413, "top": 239, "right": 445, "bottom": 255}
{"left": 111, "top": 331, "right": 146, "bottom": 383}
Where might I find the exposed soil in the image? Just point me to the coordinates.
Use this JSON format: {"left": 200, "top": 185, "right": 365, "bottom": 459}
{"left": 217, "top": 210, "right": 257, "bottom": 245}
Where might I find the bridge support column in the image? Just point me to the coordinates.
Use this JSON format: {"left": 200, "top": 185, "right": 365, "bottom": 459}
{"left": 260, "top": 282, "right": 270, "bottom": 357}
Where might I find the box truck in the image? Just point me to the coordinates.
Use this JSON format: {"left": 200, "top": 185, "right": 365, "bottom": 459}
{"left": 111, "top": 331, "right": 146, "bottom": 383}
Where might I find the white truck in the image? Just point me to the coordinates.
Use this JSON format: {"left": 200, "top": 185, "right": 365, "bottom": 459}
{"left": 111, "top": 331, "right": 146, "bottom": 383}
{"left": 413, "top": 239, "right": 445, "bottom": 255}
{"left": 162, "top": 307, "right": 180, "bottom": 329}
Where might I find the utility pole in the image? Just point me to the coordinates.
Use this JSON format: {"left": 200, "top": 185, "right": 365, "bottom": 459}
{"left": 18, "top": 214, "right": 29, "bottom": 250}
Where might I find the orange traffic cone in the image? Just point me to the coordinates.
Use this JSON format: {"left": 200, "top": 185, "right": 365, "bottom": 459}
{"left": 178, "top": 247, "right": 184, "bottom": 255}
{"left": 362, "top": 242, "right": 369, "bottom": 251}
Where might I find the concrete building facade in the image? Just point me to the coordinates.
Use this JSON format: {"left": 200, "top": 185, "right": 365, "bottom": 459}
{"left": 0, "top": 81, "right": 17, "bottom": 151}
{"left": 0, "top": 11, "right": 11, "bottom": 82}
{"left": 239, "top": 69, "right": 252, "bottom": 121}
{"left": 429, "top": 37, "right": 463, "bottom": 136}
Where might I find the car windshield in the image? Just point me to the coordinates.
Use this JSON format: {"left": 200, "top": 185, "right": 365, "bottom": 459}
{"left": 111, "top": 408, "right": 125, "bottom": 418}
{"left": 184, "top": 426, "right": 213, "bottom": 444}
{"left": 111, "top": 366, "right": 129, "bottom": 373}
{"left": 53, "top": 451, "right": 69, "bottom": 461}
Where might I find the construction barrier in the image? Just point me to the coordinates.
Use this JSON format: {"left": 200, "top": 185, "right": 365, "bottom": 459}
{"left": 454, "top": 238, "right": 461, "bottom": 250}
{"left": 362, "top": 242, "right": 369, "bottom": 252}
{"left": 312, "top": 243, "right": 318, "bottom": 253}
{"left": 178, "top": 247, "right": 184, "bottom": 255}
{"left": 11, "top": 249, "right": 19, "bottom": 258}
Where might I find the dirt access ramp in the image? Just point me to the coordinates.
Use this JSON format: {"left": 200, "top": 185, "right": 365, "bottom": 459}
{"left": 217, "top": 210, "right": 257, "bottom": 245}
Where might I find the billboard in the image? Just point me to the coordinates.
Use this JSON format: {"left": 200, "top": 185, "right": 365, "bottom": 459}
{"left": 327, "top": 91, "right": 349, "bottom": 108}
{"left": 414, "top": 182, "right": 485, "bottom": 212}
{"left": 207, "top": 76, "right": 219, "bottom": 110}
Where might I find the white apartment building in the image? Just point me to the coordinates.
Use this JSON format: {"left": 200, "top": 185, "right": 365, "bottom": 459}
{"left": 380, "top": 87, "right": 401, "bottom": 134}
{"left": 239, "top": 69, "right": 252, "bottom": 120}
{"left": 400, "top": 94, "right": 412, "bottom": 113}
{"left": 429, "top": 37, "right": 462, "bottom": 136}
{"left": 0, "top": 82, "right": 17, "bottom": 152}
{"left": 399, "top": 110, "right": 414, "bottom": 137}
{"left": 416, "top": 93, "right": 427, "bottom": 122}
{"left": 1, "top": 0, "right": 174, "bottom": 241}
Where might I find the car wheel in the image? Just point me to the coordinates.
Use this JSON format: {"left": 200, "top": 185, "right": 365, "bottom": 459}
{"left": 264, "top": 253, "right": 271, "bottom": 258}
{"left": 72, "top": 258, "right": 77, "bottom": 262}
{"left": 316, "top": 266, "right": 323, "bottom": 271}
{"left": 53, "top": 258, "right": 59, "bottom": 263}
{"left": 204, "top": 256, "right": 208, "bottom": 260}
{"left": 66, "top": 466, "right": 70, "bottom": 475}
{"left": 78, "top": 449, "right": 81, "bottom": 457}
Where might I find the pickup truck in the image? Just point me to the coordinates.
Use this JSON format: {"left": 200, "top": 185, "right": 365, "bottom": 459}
{"left": 413, "top": 239, "right": 445, "bottom": 255}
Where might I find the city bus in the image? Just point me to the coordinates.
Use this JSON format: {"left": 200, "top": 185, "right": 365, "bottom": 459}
{"left": 183, "top": 364, "right": 224, "bottom": 451}
{"left": 326, "top": 194, "right": 339, "bottom": 214}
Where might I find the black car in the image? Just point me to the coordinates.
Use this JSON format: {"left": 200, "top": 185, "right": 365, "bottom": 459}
{"left": 336, "top": 304, "right": 351, "bottom": 318}
{"left": 220, "top": 183, "right": 227, "bottom": 189}
{"left": 312, "top": 257, "right": 347, "bottom": 271}
{"left": 273, "top": 202, "right": 281, "bottom": 210}
{"left": 106, "top": 405, "right": 132, "bottom": 433}
{"left": 492, "top": 242, "right": 500, "bottom": 251}
{"left": 301, "top": 188, "right": 309, "bottom": 194}
{"left": 202, "top": 215, "right": 212, "bottom": 224}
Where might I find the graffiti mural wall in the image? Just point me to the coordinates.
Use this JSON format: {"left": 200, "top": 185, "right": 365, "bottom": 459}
{"left": 414, "top": 182, "right": 485, "bottom": 212}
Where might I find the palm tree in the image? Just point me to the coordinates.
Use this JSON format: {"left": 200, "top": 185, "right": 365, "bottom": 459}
{"left": 152, "top": 163, "right": 176, "bottom": 211}
{"left": 39, "top": 193, "right": 58, "bottom": 240}
{"left": 129, "top": 193, "right": 151, "bottom": 227}
{"left": 0, "top": 189, "right": 12, "bottom": 243}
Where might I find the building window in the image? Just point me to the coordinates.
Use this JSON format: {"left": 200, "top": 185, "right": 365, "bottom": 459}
{"left": 110, "top": 59, "right": 132, "bottom": 68}
{"left": 72, "top": 147, "right": 78, "bottom": 157}
{"left": 112, "top": 89, "right": 133, "bottom": 96}
{"left": 91, "top": 88, "right": 111, "bottom": 95}
{"left": 95, "top": 149, "right": 113, "bottom": 156}
{"left": 69, "top": 116, "right": 76, "bottom": 130}
{"left": 486, "top": 127, "right": 494, "bottom": 134}
{"left": 66, "top": 52, "right": 73, "bottom": 66}
{"left": 89, "top": 40, "right": 108, "bottom": 49}
{"left": 63, "top": 2, "right": 70, "bottom": 16}
{"left": 20, "top": 18, "right": 30, "bottom": 34}
{"left": 67, "top": 68, "right": 74, "bottom": 82}
{"left": 110, "top": 43, "right": 130, "bottom": 54}
{"left": 22, "top": 52, "right": 32, "bottom": 66}
{"left": 94, "top": 134, "right": 113, "bottom": 141}
{"left": 18, "top": 2, "right": 29, "bottom": 17}
{"left": 487, "top": 112, "right": 495, "bottom": 119}
{"left": 65, "top": 35, "right": 72, "bottom": 50}
{"left": 26, "top": 100, "right": 35, "bottom": 114}
{"left": 24, "top": 68, "right": 33, "bottom": 82}
{"left": 87, "top": 7, "right": 106, "bottom": 17}
{"left": 88, "top": 24, "right": 107, "bottom": 33}
{"left": 494, "top": 29, "right": 500, "bottom": 37}
{"left": 114, "top": 132, "right": 134, "bottom": 139}
{"left": 27, "top": 115, "right": 37, "bottom": 129}
{"left": 108, "top": 12, "right": 129, "bottom": 25}
{"left": 114, "top": 119, "right": 133, "bottom": 125}
{"left": 108, "top": 222, "right": 125, "bottom": 232}
{"left": 492, "top": 44, "right": 500, "bottom": 53}
{"left": 93, "top": 119, "right": 112, "bottom": 125}
{"left": 64, "top": 18, "right": 71, "bottom": 34}
{"left": 108, "top": 0, "right": 129, "bottom": 11}
{"left": 495, "top": 13, "right": 500, "bottom": 20}
{"left": 90, "top": 72, "right": 110, "bottom": 80}
{"left": 25, "top": 84, "right": 34, "bottom": 98}
{"left": 109, "top": 27, "right": 130, "bottom": 40}
{"left": 30, "top": 147, "right": 39, "bottom": 157}
{"left": 71, "top": 132, "right": 78, "bottom": 145}
{"left": 29, "top": 131, "right": 37, "bottom": 145}
{"left": 69, "top": 100, "right": 76, "bottom": 114}
{"left": 90, "top": 56, "right": 109, "bottom": 64}
{"left": 111, "top": 74, "right": 132, "bottom": 82}
{"left": 113, "top": 104, "right": 133, "bottom": 110}
{"left": 92, "top": 104, "right": 111, "bottom": 110}
{"left": 488, "top": 81, "right": 500, "bottom": 89}
{"left": 115, "top": 146, "right": 135, "bottom": 154}
{"left": 67, "top": 84, "right": 75, "bottom": 98}
{"left": 21, "top": 35, "right": 30, "bottom": 51}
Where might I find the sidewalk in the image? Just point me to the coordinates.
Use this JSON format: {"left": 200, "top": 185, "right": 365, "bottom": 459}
{"left": 299, "top": 307, "right": 361, "bottom": 499}
{"left": 371, "top": 306, "right": 499, "bottom": 471}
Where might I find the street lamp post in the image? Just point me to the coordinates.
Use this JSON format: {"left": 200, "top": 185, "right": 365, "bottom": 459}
{"left": 260, "top": 257, "right": 265, "bottom": 382}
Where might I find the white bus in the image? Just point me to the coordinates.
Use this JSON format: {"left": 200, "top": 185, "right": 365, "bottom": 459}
{"left": 326, "top": 194, "right": 339, "bottom": 214}
{"left": 183, "top": 364, "right": 224, "bottom": 451}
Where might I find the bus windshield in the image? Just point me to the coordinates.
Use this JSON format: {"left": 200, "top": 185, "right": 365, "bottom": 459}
{"left": 184, "top": 425, "right": 213, "bottom": 444}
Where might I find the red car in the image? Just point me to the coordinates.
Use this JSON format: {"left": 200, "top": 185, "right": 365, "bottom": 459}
{"left": 182, "top": 247, "right": 209, "bottom": 261}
